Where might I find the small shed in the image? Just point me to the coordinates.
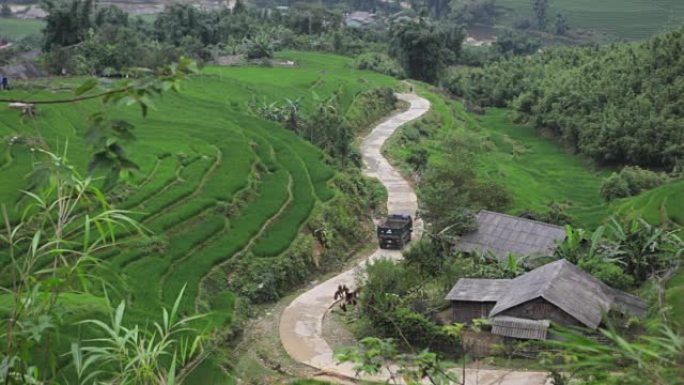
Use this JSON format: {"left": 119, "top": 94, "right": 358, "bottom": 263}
{"left": 445, "top": 259, "right": 647, "bottom": 340}
{"left": 445, "top": 278, "right": 510, "bottom": 323}
{"left": 455, "top": 211, "right": 567, "bottom": 261}
{"left": 490, "top": 316, "right": 551, "bottom": 340}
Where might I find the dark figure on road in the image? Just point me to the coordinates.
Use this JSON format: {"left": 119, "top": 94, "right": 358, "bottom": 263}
{"left": 333, "top": 284, "right": 361, "bottom": 312}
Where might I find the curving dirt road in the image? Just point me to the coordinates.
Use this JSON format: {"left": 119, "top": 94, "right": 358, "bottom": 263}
{"left": 279, "top": 93, "right": 550, "bottom": 385}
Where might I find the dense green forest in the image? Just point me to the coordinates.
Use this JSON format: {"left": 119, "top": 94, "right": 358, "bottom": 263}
{"left": 447, "top": 27, "right": 684, "bottom": 169}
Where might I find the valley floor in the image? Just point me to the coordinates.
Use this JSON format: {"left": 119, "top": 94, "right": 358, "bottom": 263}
{"left": 279, "top": 93, "right": 553, "bottom": 385}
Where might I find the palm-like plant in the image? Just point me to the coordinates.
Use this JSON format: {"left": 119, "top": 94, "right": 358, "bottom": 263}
{"left": 282, "top": 97, "right": 301, "bottom": 131}
{"left": 607, "top": 217, "right": 683, "bottom": 283}
{"left": 73, "top": 286, "right": 205, "bottom": 385}
{"left": 1, "top": 149, "right": 142, "bottom": 381}
{"left": 244, "top": 30, "right": 274, "bottom": 60}
{"left": 0, "top": 150, "right": 205, "bottom": 384}
{"left": 548, "top": 321, "right": 684, "bottom": 385}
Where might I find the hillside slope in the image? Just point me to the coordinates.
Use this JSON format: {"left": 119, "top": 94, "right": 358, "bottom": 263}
{"left": 496, "top": 0, "right": 684, "bottom": 40}
{"left": 386, "top": 86, "right": 682, "bottom": 229}
{"left": 0, "top": 51, "right": 400, "bottom": 382}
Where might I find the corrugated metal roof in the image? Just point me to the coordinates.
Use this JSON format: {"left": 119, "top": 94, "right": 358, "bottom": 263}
{"left": 491, "top": 316, "right": 550, "bottom": 340}
{"left": 444, "top": 278, "right": 511, "bottom": 301}
{"left": 455, "top": 211, "right": 567, "bottom": 261}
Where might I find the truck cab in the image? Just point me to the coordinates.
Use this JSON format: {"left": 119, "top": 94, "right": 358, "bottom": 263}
{"left": 377, "top": 214, "right": 413, "bottom": 249}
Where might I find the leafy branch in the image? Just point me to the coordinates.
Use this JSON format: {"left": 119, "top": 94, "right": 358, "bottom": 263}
{"left": 0, "top": 58, "right": 198, "bottom": 112}
{"left": 3, "top": 58, "right": 198, "bottom": 190}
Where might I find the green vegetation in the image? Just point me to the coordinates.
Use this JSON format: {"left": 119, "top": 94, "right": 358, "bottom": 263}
{"left": 0, "top": 18, "right": 44, "bottom": 40}
{"left": 346, "top": 213, "right": 683, "bottom": 382}
{"left": 667, "top": 265, "right": 684, "bottom": 334}
{"left": 351, "top": 52, "right": 405, "bottom": 78}
{"left": 440, "top": 26, "right": 684, "bottom": 226}
{"left": 386, "top": 85, "right": 610, "bottom": 228}
{"left": 2, "top": 0, "right": 684, "bottom": 380}
{"left": 472, "top": 108, "right": 611, "bottom": 227}
{"left": 446, "top": 27, "right": 684, "bottom": 170}
{"left": 613, "top": 179, "right": 684, "bottom": 226}
{"left": 600, "top": 166, "right": 667, "bottom": 202}
{"left": 0, "top": 51, "right": 401, "bottom": 382}
{"left": 496, "top": 0, "right": 684, "bottom": 40}
{"left": 389, "top": 19, "right": 465, "bottom": 83}
{"left": 31, "top": 0, "right": 400, "bottom": 76}
{"left": 391, "top": 88, "right": 683, "bottom": 229}
{"left": 0, "top": 155, "right": 203, "bottom": 384}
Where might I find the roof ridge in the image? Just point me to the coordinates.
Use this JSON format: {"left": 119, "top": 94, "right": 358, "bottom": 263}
{"left": 488, "top": 262, "right": 563, "bottom": 318}
{"left": 540, "top": 259, "right": 567, "bottom": 296}
{"left": 478, "top": 210, "right": 566, "bottom": 230}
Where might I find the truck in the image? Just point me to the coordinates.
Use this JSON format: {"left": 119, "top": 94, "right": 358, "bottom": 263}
{"left": 377, "top": 214, "right": 413, "bottom": 249}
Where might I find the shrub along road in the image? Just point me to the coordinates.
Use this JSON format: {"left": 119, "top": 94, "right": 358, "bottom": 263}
{"left": 279, "top": 93, "right": 550, "bottom": 384}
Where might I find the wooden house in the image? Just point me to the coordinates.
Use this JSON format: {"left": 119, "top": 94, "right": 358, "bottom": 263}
{"left": 445, "top": 259, "right": 647, "bottom": 340}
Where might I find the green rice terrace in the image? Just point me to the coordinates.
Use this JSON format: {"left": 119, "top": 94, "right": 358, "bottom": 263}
{"left": 0, "top": 18, "right": 44, "bottom": 41}
{"left": 1, "top": 49, "right": 682, "bottom": 383}
{"left": 0, "top": 51, "right": 398, "bottom": 382}
{"left": 497, "top": 0, "right": 684, "bottom": 40}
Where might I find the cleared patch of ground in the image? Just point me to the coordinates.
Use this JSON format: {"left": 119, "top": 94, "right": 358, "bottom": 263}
{"left": 322, "top": 309, "right": 358, "bottom": 353}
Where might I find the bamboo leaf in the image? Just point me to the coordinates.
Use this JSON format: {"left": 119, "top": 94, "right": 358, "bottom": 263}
{"left": 74, "top": 78, "right": 99, "bottom": 96}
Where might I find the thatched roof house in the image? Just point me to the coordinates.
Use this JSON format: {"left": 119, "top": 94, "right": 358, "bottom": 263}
{"left": 445, "top": 259, "right": 647, "bottom": 340}
{"left": 455, "top": 211, "right": 567, "bottom": 261}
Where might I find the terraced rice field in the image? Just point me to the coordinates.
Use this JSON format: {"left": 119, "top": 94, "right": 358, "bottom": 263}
{"left": 613, "top": 179, "right": 684, "bottom": 226}
{"left": 0, "top": 18, "right": 44, "bottom": 41}
{"left": 463, "top": 107, "right": 684, "bottom": 228}
{"left": 470, "top": 108, "right": 611, "bottom": 228}
{"left": 0, "top": 51, "right": 399, "bottom": 380}
{"left": 496, "top": 0, "right": 684, "bottom": 40}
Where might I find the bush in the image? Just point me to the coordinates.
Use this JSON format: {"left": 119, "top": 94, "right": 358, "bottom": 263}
{"left": 406, "top": 148, "right": 429, "bottom": 172}
{"left": 351, "top": 52, "right": 405, "bottom": 78}
{"left": 520, "top": 202, "right": 577, "bottom": 226}
{"left": 230, "top": 237, "right": 314, "bottom": 303}
{"left": 601, "top": 166, "right": 666, "bottom": 201}
{"left": 601, "top": 173, "right": 632, "bottom": 201}
{"left": 245, "top": 32, "right": 274, "bottom": 60}
{"left": 403, "top": 240, "right": 443, "bottom": 276}
{"left": 578, "top": 257, "right": 635, "bottom": 290}
{"left": 619, "top": 166, "right": 666, "bottom": 194}
{"left": 1, "top": 3, "right": 11, "bottom": 17}
{"left": 389, "top": 307, "right": 446, "bottom": 348}
{"left": 345, "top": 87, "right": 398, "bottom": 131}
{"left": 473, "top": 179, "right": 512, "bottom": 212}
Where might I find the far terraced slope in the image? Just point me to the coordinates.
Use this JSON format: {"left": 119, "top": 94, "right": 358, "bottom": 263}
{"left": 496, "top": 0, "right": 684, "bottom": 40}
{"left": 0, "top": 51, "right": 399, "bottom": 382}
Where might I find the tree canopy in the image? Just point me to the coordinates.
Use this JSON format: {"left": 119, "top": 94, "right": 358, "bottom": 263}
{"left": 446, "top": 27, "right": 684, "bottom": 169}
{"left": 389, "top": 19, "right": 464, "bottom": 83}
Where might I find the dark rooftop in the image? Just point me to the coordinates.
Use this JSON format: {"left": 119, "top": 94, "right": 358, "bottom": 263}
{"left": 446, "top": 259, "right": 647, "bottom": 331}
{"left": 455, "top": 210, "right": 567, "bottom": 261}
{"left": 445, "top": 278, "right": 511, "bottom": 302}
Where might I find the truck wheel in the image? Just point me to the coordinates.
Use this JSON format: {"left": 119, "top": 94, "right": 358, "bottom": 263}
{"left": 379, "top": 242, "right": 386, "bottom": 249}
